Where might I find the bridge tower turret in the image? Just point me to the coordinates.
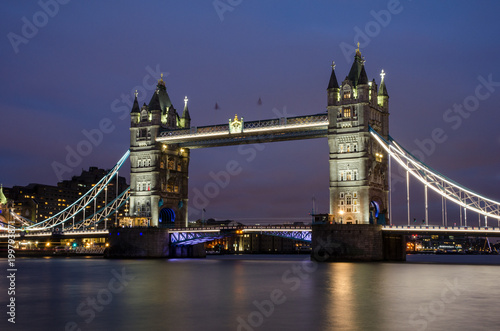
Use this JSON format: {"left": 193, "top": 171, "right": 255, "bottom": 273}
{"left": 129, "top": 75, "right": 190, "bottom": 228}
{"left": 327, "top": 46, "right": 390, "bottom": 225}
{"left": 129, "top": 85, "right": 161, "bottom": 227}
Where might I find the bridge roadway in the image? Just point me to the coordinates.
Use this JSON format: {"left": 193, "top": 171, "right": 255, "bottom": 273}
{"left": 0, "top": 229, "right": 110, "bottom": 240}
{"left": 169, "top": 225, "right": 313, "bottom": 245}
{"left": 3, "top": 224, "right": 500, "bottom": 243}
{"left": 0, "top": 225, "right": 313, "bottom": 243}
{"left": 381, "top": 224, "right": 500, "bottom": 236}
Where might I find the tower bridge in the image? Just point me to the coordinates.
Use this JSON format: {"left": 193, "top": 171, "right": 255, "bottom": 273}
{"left": 129, "top": 45, "right": 390, "bottom": 229}
{"left": 2, "top": 46, "right": 500, "bottom": 260}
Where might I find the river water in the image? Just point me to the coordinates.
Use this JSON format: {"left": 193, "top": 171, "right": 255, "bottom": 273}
{"left": 1, "top": 254, "right": 499, "bottom": 331}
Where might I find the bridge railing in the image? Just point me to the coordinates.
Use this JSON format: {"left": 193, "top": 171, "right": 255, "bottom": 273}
{"left": 170, "top": 225, "right": 312, "bottom": 232}
{"left": 0, "top": 228, "right": 110, "bottom": 238}
{"left": 382, "top": 225, "right": 500, "bottom": 232}
{"left": 158, "top": 114, "right": 329, "bottom": 140}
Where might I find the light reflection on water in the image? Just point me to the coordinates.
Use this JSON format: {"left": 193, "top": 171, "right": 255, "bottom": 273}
{"left": 0, "top": 255, "right": 499, "bottom": 331}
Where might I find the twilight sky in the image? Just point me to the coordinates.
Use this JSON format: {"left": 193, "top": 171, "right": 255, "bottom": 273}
{"left": 1, "top": 0, "right": 500, "bottom": 225}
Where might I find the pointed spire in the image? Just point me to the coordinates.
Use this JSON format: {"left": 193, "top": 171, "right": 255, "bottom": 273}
{"left": 347, "top": 44, "right": 365, "bottom": 87}
{"left": 153, "top": 74, "right": 173, "bottom": 111}
{"left": 327, "top": 61, "right": 339, "bottom": 89}
{"left": 182, "top": 96, "right": 190, "bottom": 120}
{"left": 148, "top": 88, "right": 161, "bottom": 110}
{"left": 158, "top": 73, "right": 166, "bottom": 87}
{"left": 379, "top": 69, "right": 388, "bottom": 96}
{"left": 358, "top": 65, "right": 368, "bottom": 85}
{"left": 214, "top": 102, "right": 219, "bottom": 110}
{"left": 0, "top": 184, "right": 7, "bottom": 205}
{"left": 131, "top": 90, "right": 140, "bottom": 114}
{"left": 257, "top": 97, "right": 262, "bottom": 106}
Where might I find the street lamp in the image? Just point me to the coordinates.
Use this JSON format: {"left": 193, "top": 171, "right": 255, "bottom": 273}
{"left": 339, "top": 210, "right": 345, "bottom": 224}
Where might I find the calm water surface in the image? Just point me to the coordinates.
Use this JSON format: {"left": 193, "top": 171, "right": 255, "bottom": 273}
{"left": 1, "top": 254, "right": 499, "bottom": 331}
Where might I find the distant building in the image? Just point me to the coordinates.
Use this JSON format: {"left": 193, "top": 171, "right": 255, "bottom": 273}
{"left": 4, "top": 167, "right": 128, "bottom": 226}
{"left": 207, "top": 232, "right": 309, "bottom": 254}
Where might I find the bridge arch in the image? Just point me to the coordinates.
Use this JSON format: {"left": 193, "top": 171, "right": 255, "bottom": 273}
{"left": 159, "top": 208, "right": 176, "bottom": 227}
{"left": 370, "top": 198, "right": 387, "bottom": 225}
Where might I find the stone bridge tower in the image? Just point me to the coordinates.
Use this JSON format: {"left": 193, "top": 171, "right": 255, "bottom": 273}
{"left": 327, "top": 46, "right": 390, "bottom": 225}
{"left": 129, "top": 75, "right": 190, "bottom": 228}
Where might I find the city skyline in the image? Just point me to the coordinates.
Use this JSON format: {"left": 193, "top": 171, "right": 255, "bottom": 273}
{"left": 2, "top": 1, "right": 500, "bottom": 223}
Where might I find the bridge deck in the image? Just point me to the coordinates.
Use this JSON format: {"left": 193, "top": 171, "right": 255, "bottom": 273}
{"left": 3, "top": 225, "right": 500, "bottom": 240}
{"left": 382, "top": 225, "right": 500, "bottom": 236}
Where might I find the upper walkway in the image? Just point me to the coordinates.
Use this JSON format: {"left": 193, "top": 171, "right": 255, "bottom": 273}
{"left": 156, "top": 113, "right": 329, "bottom": 148}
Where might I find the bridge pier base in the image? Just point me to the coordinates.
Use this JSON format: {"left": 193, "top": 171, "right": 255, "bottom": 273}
{"left": 169, "top": 244, "right": 206, "bottom": 258}
{"left": 104, "top": 228, "right": 206, "bottom": 259}
{"left": 105, "top": 228, "right": 170, "bottom": 258}
{"left": 311, "top": 224, "right": 406, "bottom": 262}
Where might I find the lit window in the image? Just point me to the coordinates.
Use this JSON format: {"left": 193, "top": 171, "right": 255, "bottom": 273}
{"left": 343, "top": 108, "right": 351, "bottom": 118}
{"left": 346, "top": 171, "right": 352, "bottom": 181}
